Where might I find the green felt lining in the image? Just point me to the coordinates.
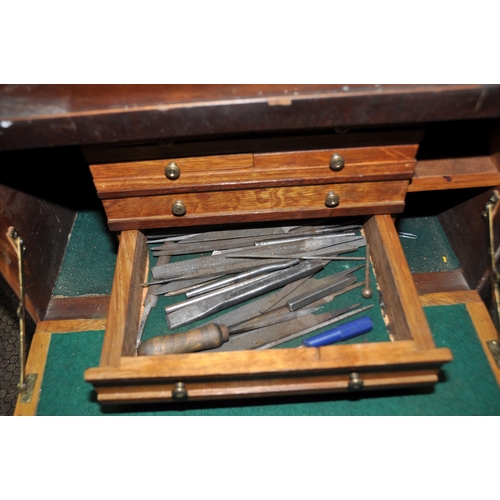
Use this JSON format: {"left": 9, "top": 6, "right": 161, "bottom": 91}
{"left": 52, "top": 210, "right": 117, "bottom": 297}
{"left": 142, "top": 245, "right": 387, "bottom": 347}
{"left": 36, "top": 303, "right": 500, "bottom": 416}
{"left": 52, "top": 212, "right": 460, "bottom": 299}
{"left": 395, "top": 215, "right": 459, "bottom": 273}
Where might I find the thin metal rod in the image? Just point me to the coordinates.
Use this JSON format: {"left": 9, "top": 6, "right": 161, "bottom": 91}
{"left": 256, "top": 304, "right": 374, "bottom": 349}
{"left": 222, "top": 253, "right": 365, "bottom": 261}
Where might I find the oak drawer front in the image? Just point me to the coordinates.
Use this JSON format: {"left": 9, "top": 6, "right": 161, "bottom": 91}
{"left": 84, "top": 215, "right": 452, "bottom": 405}
{"left": 102, "top": 181, "right": 409, "bottom": 231}
{"left": 90, "top": 145, "right": 418, "bottom": 198}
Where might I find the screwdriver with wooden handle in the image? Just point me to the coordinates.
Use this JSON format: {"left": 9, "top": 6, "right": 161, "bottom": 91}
{"left": 137, "top": 307, "right": 319, "bottom": 356}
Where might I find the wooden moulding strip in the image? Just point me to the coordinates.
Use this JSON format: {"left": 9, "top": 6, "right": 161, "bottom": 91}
{"left": 364, "top": 215, "right": 435, "bottom": 349}
{"left": 14, "top": 318, "right": 108, "bottom": 416}
{"left": 14, "top": 331, "right": 51, "bottom": 416}
{"left": 408, "top": 156, "right": 500, "bottom": 192}
{"left": 419, "top": 290, "right": 500, "bottom": 386}
{"left": 84, "top": 340, "right": 452, "bottom": 383}
{"left": 94, "top": 162, "right": 415, "bottom": 199}
{"left": 412, "top": 271, "right": 469, "bottom": 296}
{"left": 94, "top": 371, "right": 440, "bottom": 404}
{"left": 44, "top": 295, "right": 110, "bottom": 321}
{"left": 99, "top": 230, "right": 148, "bottom": 367}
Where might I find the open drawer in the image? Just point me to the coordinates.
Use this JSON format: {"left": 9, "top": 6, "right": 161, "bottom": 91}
{"left": 84, "top": 214, "right": 452, "bottom": 405}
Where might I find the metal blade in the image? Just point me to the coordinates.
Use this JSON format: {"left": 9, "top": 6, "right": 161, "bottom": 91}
{"left": 256, "top": 304, "right": 375, "bottom": 349}
{"left": 185, "top": 260, "right": 298, "bottom": 298}
{"left": 227, "top": 306, "right": 321, "bottom": 334}
{"left": 209, "top": 304, "right": 362, "bottom": 352}
{"left": 166, "top": 260, "right": 325, "bottom": 329}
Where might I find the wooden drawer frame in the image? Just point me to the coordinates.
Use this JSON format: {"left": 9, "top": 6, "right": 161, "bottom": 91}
{"left": 84, "top": 214, "right": 452, "bottom": 405}
{"left": 90, "top": 145, "right": 419, "bottom": 231}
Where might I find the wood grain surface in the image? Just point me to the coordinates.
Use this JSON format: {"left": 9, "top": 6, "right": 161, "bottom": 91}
{"left": 44, "top": 295, "right": 110, "bottom": 320}
{"left": 365, "top": 215, "right": 435, "bottom": 349}
{"left": 102, "top": 181, "right": 409, "bottom": 231}
{"left": 412, "top": 270, "right": 469, "bottom": 295}
{"left": 91, "top": 146, "right": 417, "bottom": 198}
{"left": 409, "top": 156, "right": 500, "bottom": 192}
{"left": 85, "top": 340, "right": 451, "bottom": 403}
{"left": 0, "top": 183, "right": 76, "bottom": 323}
{"left": 13, "top": 331, "right": 50, "bottom": 416}
{"left": 2, "top": 85, "right": 499, "bottom": 151}
{"left": 99, "top": 230, "right": 147, "bottom": 366}
{"left": 92, "top": 370, "right": 442, "bottom": 404}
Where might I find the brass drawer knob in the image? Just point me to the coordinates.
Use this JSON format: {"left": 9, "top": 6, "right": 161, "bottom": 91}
{"left": 165, "top": 162, "right": 181, "bottom": 180}
{"left": 325, "top": 191, "right": 340, "bottom": 208}
{"left": 348, "top": 372, "right": 364, "bottom": 390}
{"left": 329, "top": 153, "right": 345, "bottom": 172}
{"left": 172, "top": 200, "right": 186, "bottom": 216}
{"left": 172, "top": 382, "right": 188, "bottom": 400}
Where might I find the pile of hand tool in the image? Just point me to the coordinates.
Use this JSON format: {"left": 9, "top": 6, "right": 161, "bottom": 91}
{"left": 137, "top": 221, "right": 375, "bottom": 355}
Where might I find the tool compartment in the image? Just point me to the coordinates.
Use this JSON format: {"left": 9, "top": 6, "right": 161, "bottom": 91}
{"left": 83, "top": 121, "right": 500, "bottom": 405}
{"left": 84, "top": 214, "right": 453, "bottom": 404}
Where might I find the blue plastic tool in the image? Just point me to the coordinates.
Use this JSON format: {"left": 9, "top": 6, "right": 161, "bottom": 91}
{"left": 302, "top": 316, "right": 373, "bottom": 347}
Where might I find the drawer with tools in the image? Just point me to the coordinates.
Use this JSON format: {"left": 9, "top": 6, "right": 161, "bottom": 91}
{"left": 89, "top": 145, "right": 419, "bottom": 231}
{"left": 84, "top": 214, "right": 452, "bottom": 405}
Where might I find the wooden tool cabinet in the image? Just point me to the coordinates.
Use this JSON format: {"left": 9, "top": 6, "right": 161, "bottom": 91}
{"left": 83, "top": 128, "right": 473, "bottom": 405}
{"left": 2, "top": 85, "right": 500, "bottom": 408}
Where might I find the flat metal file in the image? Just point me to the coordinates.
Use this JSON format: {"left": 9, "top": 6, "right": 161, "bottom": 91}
{"left": 264, "top": 264, "right": 364, "bottom": 312}
{"left": 208, "top": 282, "right": 369, "bottom": 352}
{"left": 286, "top": 275, "right": 356, "bottom": 311}
{"left": 137, "top": 307, "right": 320, "bottom": 356}
{"left": 166, "top": 260, "right": 325, "bottom": 329}
{"left": 209, "top": 304, "right": 362, "bottom": 352}
{"left": 221, "top": 238, "right": 367, "bottom": 259}
{"left": 151, "top": 236, "right": 360, "bottom": 281}
{"left": 152, "top": 256, "right": 291, "bottom": 282}
{"left": 185, "top": 260, "right": 298, "bottom": 298}
{"left": 151, "top": 231, "right": 357, "bottom": 256}
{"left": 155, "top": 274, "right": 227, "bottom": 296}
{"left": 154, "top": 260, "right": 296, "bottom": 297}
{"left": 164, "top": 264, "right": 299, "bottom": 315}
{"left": 227, "top": 306, "right": 320, "bottom": 335}
{"left": 256, "top": 304, "right": 375, "bottom": 350}
{"left": 215, "top": 235, "right": 365, "bottom": 256}
{"left": 207, "top": 276, "right": 312, "bottom": 328}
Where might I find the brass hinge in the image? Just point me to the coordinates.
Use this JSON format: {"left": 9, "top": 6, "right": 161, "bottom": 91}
{"left": 6, "top": 226, "right": 33, "bottom": 397}
{"left": 482, "top": 191, "right": 500, "bottom": 331}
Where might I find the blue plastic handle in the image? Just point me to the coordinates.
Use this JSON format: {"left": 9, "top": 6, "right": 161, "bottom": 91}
{"left": 303, "top": 316, "right": 373, "bottom": 347}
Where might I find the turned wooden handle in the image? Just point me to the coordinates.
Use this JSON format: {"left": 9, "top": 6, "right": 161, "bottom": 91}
{"left": 137, "top": 323, "right": 229, "bottom": 355}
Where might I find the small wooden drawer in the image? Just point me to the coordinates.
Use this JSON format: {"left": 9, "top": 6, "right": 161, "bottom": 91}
{"left": 90, "top": 145, "right": 418, "bottom": 198}
{"left": 102, "top": 181, "right": 410, "bottom": 231}
{"left": 90, "top": 144, "right": 419, "bottom": 231}
{"left": 84, "top": 215, "right": 452, "bottom": 405}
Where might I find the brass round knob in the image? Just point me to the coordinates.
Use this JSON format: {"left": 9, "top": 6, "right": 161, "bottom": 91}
{"left": 329, "top": 153, "right": 345, "bottom": 172}
{"left": 172, "top": 200, "right": 186, "bottom": 216}
{"left": 165, "top": 162, "right": 180, "bottom": 180}
{"left": 172, "top": 382, "right": 188, "bottom": 400}
{"left": 325, "top": 191, "right": 340, "bottom": 208}
{"left": 348, "top": 372, "right": 364, "bottom": 390}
